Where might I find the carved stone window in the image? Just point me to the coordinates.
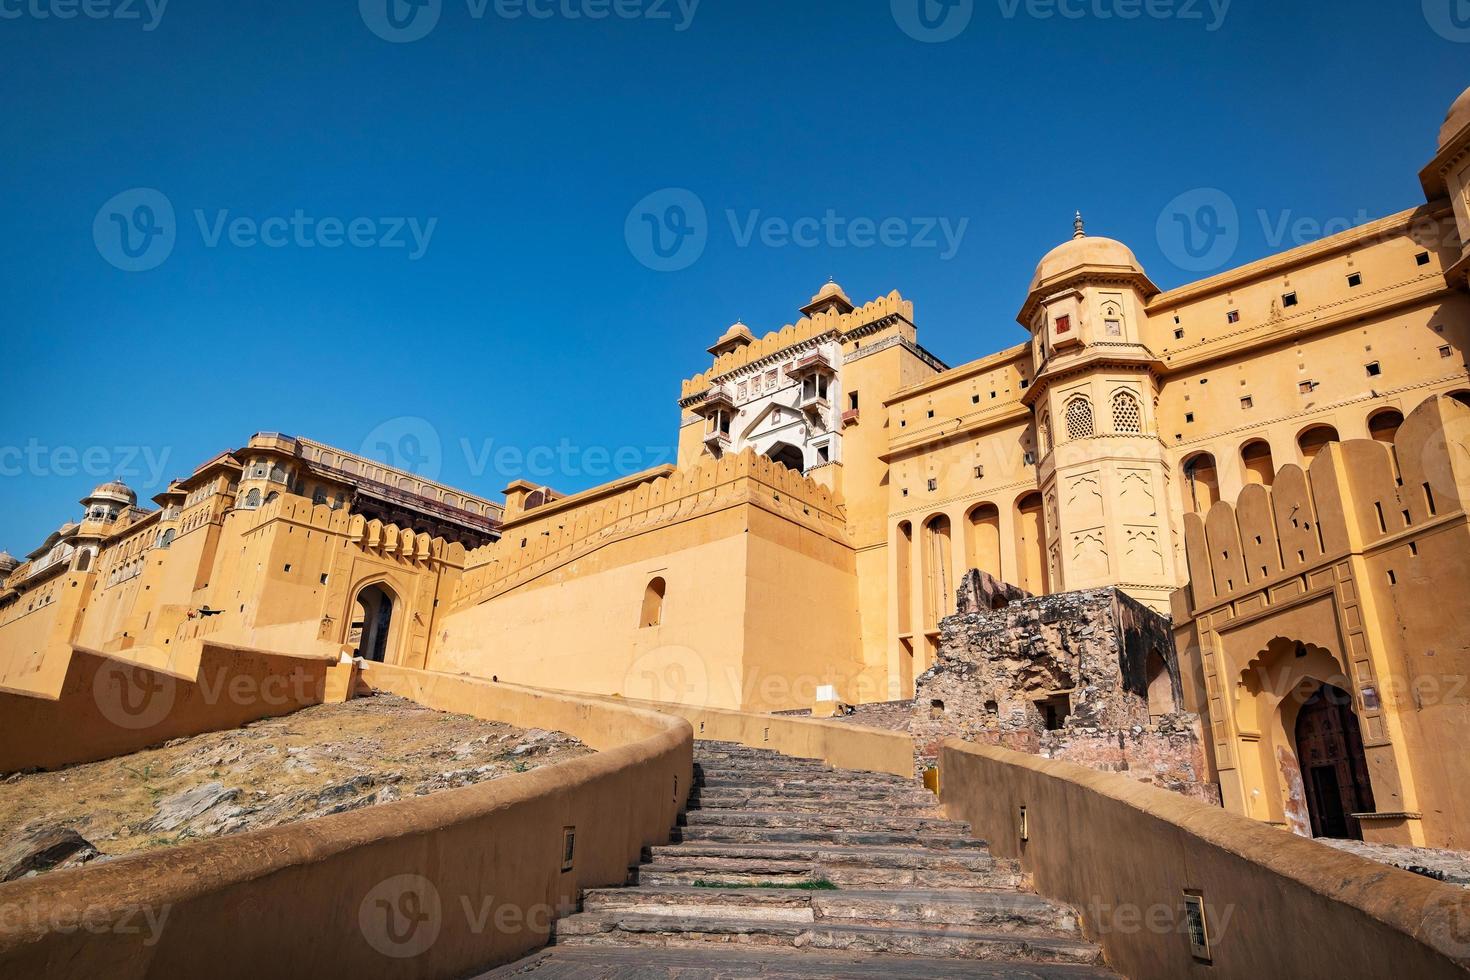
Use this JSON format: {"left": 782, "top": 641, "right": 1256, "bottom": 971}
{"left": 1064, "top": 397, "right": 1095, "bottom": 441}
{"left": 1111, "top": 391, "right": 1142, "bottom": 434}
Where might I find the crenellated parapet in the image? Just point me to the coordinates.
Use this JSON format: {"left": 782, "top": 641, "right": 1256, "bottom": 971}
{"left": 680, "top": 290, "right": 914, "bottom": 400}
{"left": 453, "top": 449, "right": 848, "bottom": 609}
{"left": 1180, "top": 395, "right": 1470, "bottom": 613}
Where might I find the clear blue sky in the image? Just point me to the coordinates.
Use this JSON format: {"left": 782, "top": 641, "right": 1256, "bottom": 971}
{"left": 1, "top": 0, "right": 1464, "bottom": 550}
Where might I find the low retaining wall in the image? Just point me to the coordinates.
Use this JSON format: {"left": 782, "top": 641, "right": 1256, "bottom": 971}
{"left": 0, "top": 666, "right": 691, "bottom": 979}
{"left": 0, "top": 644, "right": 331, "bottom": 773}
{"left": 571, "top": 690, "right": 914, "bottom": 777}
{"left": 939, "top": 739, "right": 1470, "bottom": 979}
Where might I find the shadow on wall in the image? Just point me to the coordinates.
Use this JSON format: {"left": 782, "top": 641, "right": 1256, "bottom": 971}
{"left": 0, "top": 644, "right": 333, "bottom": 774}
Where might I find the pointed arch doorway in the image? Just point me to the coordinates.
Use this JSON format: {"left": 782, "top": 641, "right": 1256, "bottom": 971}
{"left": 1294, "top": 682, "right": 1376, "bottom": 840}
{"left": 351, "top": 583, "right": 399, "bottom": 663}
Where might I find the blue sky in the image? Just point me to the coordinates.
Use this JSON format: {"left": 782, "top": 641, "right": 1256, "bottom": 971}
{"left": 1, "top": 0, "right": 1465, "bottom": 550}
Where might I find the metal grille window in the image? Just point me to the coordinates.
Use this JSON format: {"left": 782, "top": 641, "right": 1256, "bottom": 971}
{"left": 1111, "top": 391, "right": 1142, "bottom": 434}
{"left": 1065, "top": 397, "right": 1095, "bottom": 440}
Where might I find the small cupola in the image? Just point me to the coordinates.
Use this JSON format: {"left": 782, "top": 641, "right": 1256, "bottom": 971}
{"left": 800, "top": 279, "right": 855, "bottom": 318}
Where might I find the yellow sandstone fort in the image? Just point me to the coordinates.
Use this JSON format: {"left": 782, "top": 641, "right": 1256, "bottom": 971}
{"left": 3, "top": 86, "right": 1470, "bottom": 855}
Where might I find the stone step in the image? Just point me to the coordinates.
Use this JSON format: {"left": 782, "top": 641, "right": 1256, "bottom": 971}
{"left": 675, "top": 825, "right": 983, "bottom": 850}
{"left": 688, "top": 792, "right": 943, "bottom": 815}
{"left": 696, "top": 762, "right": 912, "bottom": 783}
{"left": 639, "top": 856, "right": 1025, "bottom": 892}
{"left": 690, "top": 784, "right": 936, "bottom": 805}
{"left": 698, "top": 775, "right": 918, "bottom": 791}
{"left": 682, "top": 808, "right": 970, "bottom": 835}
{"left": 649, "top": 842, "right": 1014, "bottom": 873}
{"left": 581, "top": 886, "right": 1079, "bottom": 934}
{"left": 479, "top": 945, "right": 1121, "bottom": 979}
{"left": 552, "top": 911, "right": 1103, "bottom": 965}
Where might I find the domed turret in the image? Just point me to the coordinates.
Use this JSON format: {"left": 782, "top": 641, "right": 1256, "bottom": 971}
{"left": 1029, "top": 212, "right": 1148, "bottom": 294}
{"left": 1440, "top": 85, "right": 1470, "bottom": 151}
{"left": 708, "top": 320, "right": 756, "bottom": 358}
{"left": 800, "top": 278, "right": 856, "bottom": 318}
{"left": 80, "top": 479, "right": 136, "bottom": 522}
{"left": 0, "top": 551, "right": 18, "bottom": 575}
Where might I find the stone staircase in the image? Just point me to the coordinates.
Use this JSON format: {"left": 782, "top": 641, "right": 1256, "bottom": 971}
{"left": 481, "top": 742, "right": 1116, "bottom": 978}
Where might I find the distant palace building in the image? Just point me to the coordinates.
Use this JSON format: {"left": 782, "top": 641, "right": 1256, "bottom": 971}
{"left": 3, "top": 86, "right": 1469, "bottom": 849}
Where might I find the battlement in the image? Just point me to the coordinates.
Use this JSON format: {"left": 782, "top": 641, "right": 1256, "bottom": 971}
{"left": 1180, "top": 395, "right": 1470, "bottom": 613}
{"left": 246, "top": 493, "right": 466, "bottom": 567}
{"left": 453, "top": 449, "right": 848, "bottom": 609}
{"left": 680, "top": 290, "right": 914, "bottom": 399}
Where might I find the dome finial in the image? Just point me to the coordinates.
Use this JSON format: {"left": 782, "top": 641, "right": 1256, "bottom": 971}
{"left": 1073, "top": 211, "right": 1086, "bottom": 240}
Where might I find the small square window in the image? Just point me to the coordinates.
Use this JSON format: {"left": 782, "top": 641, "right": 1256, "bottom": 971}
{"left": 1174, "top": 328, "right": 1185, "bottom": 340}
{"left": 1020, "top": 379, "right": 1030, "bottom": 389}
{"left": 901, "top": 488, "right": 909, "bottom": 497}
{"left": 899, "top": 420, "right": 906, "bottom": 428}
{"left": 1282, "top": 292, "right": 1298, "bottom": 307}
{"left": 927, "top": 410, "right": 935, "bottom": 419}
{"left": 1185, "top": 412, "right": 1195, "bottom": 424}
{"left": 1227, "top": 310, "right": 1240, "bottom": 324}
{"left": 1416, "top": 251, "right": 1431, "bottom": 266}
{"left": 990, "top": 391, "right": 998, "bottom": 399}
{"left": 1365, "top": 361, "right": 1381, "bottom": 377}
{"left": 972, "top": 394, "right": 980, "bottom": 404}
{"left": 1347, "top": 273, "right": 1362, "bottom": 288}
{"left": 926, "top": 478, "right": 937, "bottom": 492}
{"left": 974, "top": 465, "right": 984, "bottom": 479}
{"left": 319, "top": 573, "right": 329, "bottom": 585}
{"left": 1173, "top": 315, "right": 1181, "bottom": 325}
{"left": 1023, "top": 451, "right": 1036, "bottom": 466}
{"left": 1105, "top": 319, "right": 1122, "bottom": 336}
{"left": 1298, "top": 381, "right": 1316, "bottom": 394}
{"left": 1241, "top": 396, "right": 1253, "bottom": 409}
{"left": 283, "top": 564, "right": 292, "bottom": 573}
{"left": 1055, "top": 315, "right": 1072, "bottom": 335}
{"left": 1440, "top": 345, "right": 1453, "bottom": 358}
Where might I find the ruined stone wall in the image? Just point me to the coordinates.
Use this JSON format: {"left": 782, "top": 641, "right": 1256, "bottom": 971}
{"left": 913, "top": 581, "right": 1219, "bottom": 803}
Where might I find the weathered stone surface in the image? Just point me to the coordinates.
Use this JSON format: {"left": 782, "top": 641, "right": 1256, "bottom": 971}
{"left": 911, "top": 584, "right": 1220, "bottom": 803}
{"left": 517, "top": 742, "right": 1108, "bottom": 976}
{"left": 0, "top": 826, "right": 99, "bottom": 882}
